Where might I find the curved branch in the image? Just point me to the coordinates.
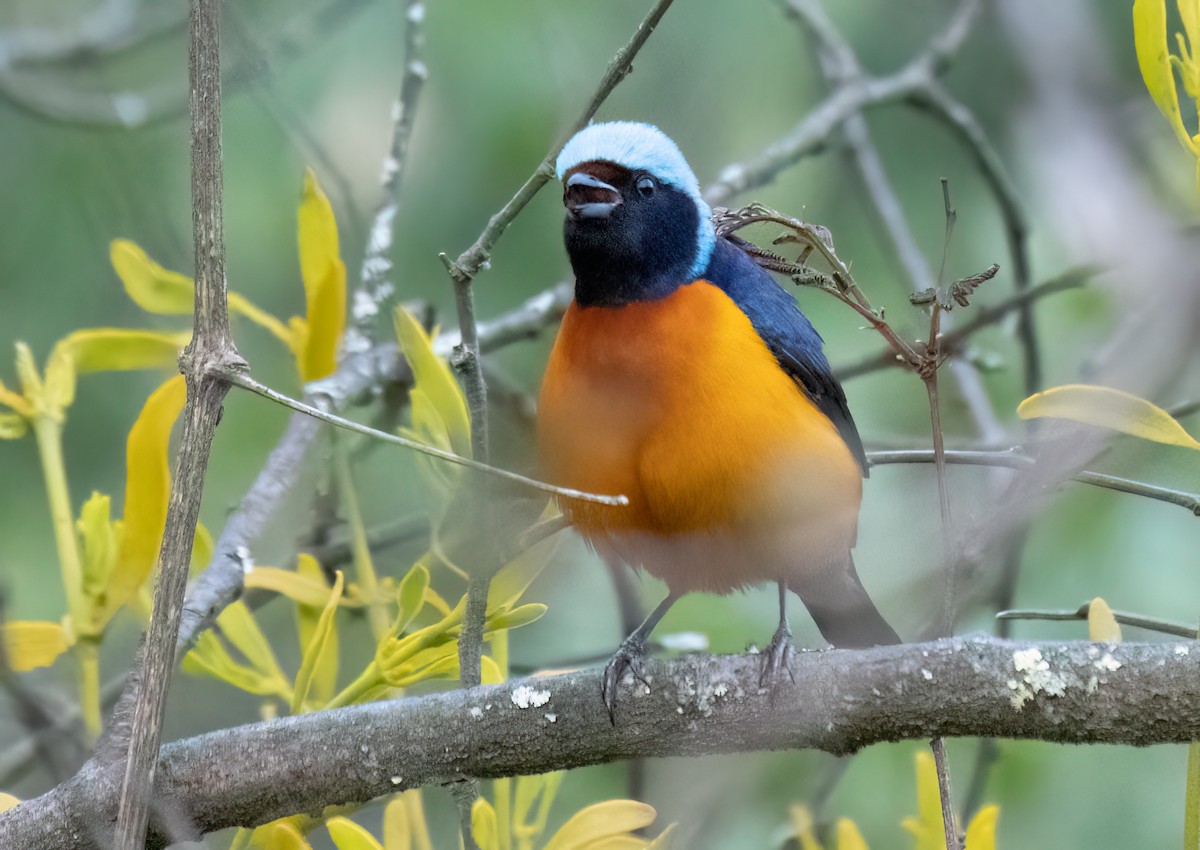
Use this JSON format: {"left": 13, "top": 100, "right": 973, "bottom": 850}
{"left": 5, "top": 636, "right": 1200, "bottom": 847}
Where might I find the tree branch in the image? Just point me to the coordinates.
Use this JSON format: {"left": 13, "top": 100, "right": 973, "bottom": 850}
{"left": 110, "top": 0, "right": 245, "bottom": 844}
{"left": 6, "top": 636, "right": 1200, "bottom": 847}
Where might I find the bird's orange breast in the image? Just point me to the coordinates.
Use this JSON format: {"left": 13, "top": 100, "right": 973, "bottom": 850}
{"left": 537, "top": 281, "right": 863, "bottom": 593}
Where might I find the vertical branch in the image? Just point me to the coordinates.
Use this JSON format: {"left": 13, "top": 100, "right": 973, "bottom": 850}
{"left": 441, "top": 0, "right": 678, "bottom": 692}
{"left": 931, "top": 738, "right": 962, "bottom": 850}
{"left": 353, "top": 0, "right": 428, "bottom": 342}
{"left": 112, "top": 0, "right": 244, "bottom": 844}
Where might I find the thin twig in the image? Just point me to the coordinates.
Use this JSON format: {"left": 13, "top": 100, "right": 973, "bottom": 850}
{"left": 112, "top": 0, "right": 245, "bottom": 843}
{"left": 353, "top": 0, "right": 428, "bottom": 343}
{"left": 440, "top": 0, "right": 677, "bottom": 717}
{"left": 931, "top": 737, "right": 962, "bottom": 850}
{"left": 996, "top": 605, "right": 1199, "bottom": 639}
{"left": 224, "top": 371, "right": 625, "bottom": 506}
{"left": 866, "top": 449, "right": 1200, "bottom": 514}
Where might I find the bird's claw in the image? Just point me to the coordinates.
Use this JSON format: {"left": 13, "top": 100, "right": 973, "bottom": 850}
{"left": 602, "top": 638, "right": 650, "bottom": 721}
{"left": 759, "top": 622, "right": 795, "bottom": 688}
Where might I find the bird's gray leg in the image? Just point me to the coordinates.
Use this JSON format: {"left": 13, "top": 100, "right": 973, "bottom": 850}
{"left": 760, "top": 580, "right": 795, "bottom": 686}
{"left": 602, "top": 592, "right": 678, "bottom": 720}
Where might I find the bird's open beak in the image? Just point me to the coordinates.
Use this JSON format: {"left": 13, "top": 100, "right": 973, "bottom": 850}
{"left": 564, "top": 171, "right": 622, "bottom": 220}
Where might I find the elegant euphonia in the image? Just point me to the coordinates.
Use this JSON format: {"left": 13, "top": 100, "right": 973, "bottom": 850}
{"left": 537, "top": 122, "right": 899, "bottom": 713}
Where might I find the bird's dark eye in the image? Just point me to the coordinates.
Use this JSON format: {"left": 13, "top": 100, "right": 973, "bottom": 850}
{"left": 635, "top": 176, "right": 656, "bottom": 198}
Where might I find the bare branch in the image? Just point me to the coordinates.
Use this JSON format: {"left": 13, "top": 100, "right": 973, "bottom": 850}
{"left": 7, "top": 636, "right": 1200, "bottom": 847}
{"left": 111, "top": 0, "right": 245, "bottom": 843}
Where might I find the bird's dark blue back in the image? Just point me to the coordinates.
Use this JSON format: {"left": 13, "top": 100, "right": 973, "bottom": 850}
{"left": 700, "top": 237, "right": 869, "bottom": 476}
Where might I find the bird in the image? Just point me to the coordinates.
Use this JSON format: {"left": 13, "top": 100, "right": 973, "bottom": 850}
{"left": 536, "top": 121, "right": 899, "bottom": 715}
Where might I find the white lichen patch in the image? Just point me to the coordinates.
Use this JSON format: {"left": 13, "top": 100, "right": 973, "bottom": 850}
{"left": 713, "top": 683, "right": 729, "bottom": 698}
{"left": 544, "top": 713, "right": 557, "bottom": 723}
{"left": 469, "top": 706, "right": 483, "bottom": 720}
{"left": 921, "top": 669, "right": 933, "bottom": 681}
{"left": 511, "top": 685, "right": 551, "bottom": 709}
{"left": 1095, "top": 653, "right": 1122, "bottom": 672}
{"left": 1008, "top": 647, "right": 1071, "bottom": 710}
{"left": 1177, "top": 645, "right": 1191, "bottom": 656}
{"left": 390, "top": 775, "right": 403, "bottom": 785}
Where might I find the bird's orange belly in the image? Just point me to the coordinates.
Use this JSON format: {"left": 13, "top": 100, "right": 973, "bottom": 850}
{"left": 537, "top": 282, "right": 862, "bottom": 594}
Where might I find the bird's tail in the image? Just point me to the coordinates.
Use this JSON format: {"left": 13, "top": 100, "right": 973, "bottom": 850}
{"left": 790, "top": 555, "right": 899, "bottom": 648}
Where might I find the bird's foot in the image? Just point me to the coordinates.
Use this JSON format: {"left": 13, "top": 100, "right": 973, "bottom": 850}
{"left": 759, "top": 621, "right": 795, "bottom": 688}
{"left": 602, "top": 636, "right": 651, "bottom": 721}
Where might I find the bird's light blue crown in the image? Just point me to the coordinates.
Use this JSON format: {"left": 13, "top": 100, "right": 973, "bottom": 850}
{"left": 555, "top": 121, "right": 716, "bottom": 280}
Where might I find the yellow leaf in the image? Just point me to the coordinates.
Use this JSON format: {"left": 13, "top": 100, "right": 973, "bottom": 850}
{"left": 218, "top": 601, "right": 288, "bottom": 687}
{"left": 1088, "top": 597, "right": 1122, "bottom": 643}
{"left": 901, "top": 752, "right": 945, "bottom": 850}
{"left": 60, "top": 329, "right": 188, "bottom": 375}
{"left": 293, "top": 555, "right": 341, "bottom": 708}
{"left": 0, "top": 793, "right": 19, "bottom": 814}
{"left": 246, "top": 565, "right": 342, "bottom": 608}
{"left": 42, "top": 340, "right": 77, "bottom": 414}
{"left": 472, "top": 798, "right": 500, "bottom": 850}
{"left": 488, "top": 525, "right": 560, "bottom": 613}
{"left": 78, "top": 492, "right": 117, "bottom": 602}
{"left": 327, "top": 817, "right": 384, "bottom": 850}
{"left": 1017, "top": 384, "right": 1200, "bottom": 450}
{"left": 2, "top": 621, "right": 71, "bottom": 671}
{"left": 542, "top": 801, "right": 657, "bottom": 850}
{"left": 182, "top": 615, "right": 291, "bottom": 700}
{"left": 249, "top": 820, "right": 313, "bottom": 850}
{"left": 383, "top": 795, "right": 413, "bottom": 850}
{"left": 103, "top": 376, "right": 186, "bottom": 619}
{"left": 789, "top": 805, "right": 824, "bottom": 850}
{"left": 111, "top": 239, "right": 292, "bottom": 343}
{"left": 963, "top": 805, "right": 999, "bottom": 850}
{"left": 644, "top": 824, "right": 676, "bottom": 849}
{"left": 192, "top": 522, "right": 214, "bottom": 572}
{"left": 111, "top": 239, "right": 195, "bottom": 314}
{"left": 394, "top": 307, "right": 471, "bottom": 458}
{"left": 0, "top": 378, "right": 32, "bottom": 419}
{"left": 392, "top": 564, "right": 430, "bottom": 637}
{"left": 292, "top": 570, "right": 344, "bottom": 714}
{"left": 297, "top": 170, "right": 346, "bottom": 381}
{"left": 1135, "top": 0, "right": 1199, "bottom": 153}
{"left": 835, "top": 819, "right": 868, "bottom": 850}
{"left": 14, "top": 342, "right": 43, "bottom": 403}
{"left": 0, "top": 413, "right": 27, "bottom": 439}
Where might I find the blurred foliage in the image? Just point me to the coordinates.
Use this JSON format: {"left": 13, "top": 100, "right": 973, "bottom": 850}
{"left": 1, "top": 1, "right": 1199, "bottom": 848}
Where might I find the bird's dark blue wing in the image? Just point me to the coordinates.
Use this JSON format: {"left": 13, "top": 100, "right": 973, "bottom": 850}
{"left": 700, "top": 237, "right": 868, "bottom": 476}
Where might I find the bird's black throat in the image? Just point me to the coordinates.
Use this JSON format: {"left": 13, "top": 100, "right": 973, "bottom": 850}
{"left": 564, "top": 181, "right": 703, "bottom": 307}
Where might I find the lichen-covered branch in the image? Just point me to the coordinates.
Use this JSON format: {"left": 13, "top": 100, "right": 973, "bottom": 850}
{"left": 5, "top": 636, "right": 1200, "bottom": 847}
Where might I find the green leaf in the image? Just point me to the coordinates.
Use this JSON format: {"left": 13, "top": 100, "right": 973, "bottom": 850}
{"left": 1134, "top": 0, "right": 1198, "bottom": 154}
{"left": 182, "top": 626, "right": 291, "bottom": 699}
{"left": 103, "top": 376, "right": 186, "bottom": 621}
{"left": 296, "top": 170, "right": 346, "bottom": 381}
{"left": 1, "top": 621, "right": 71, "bottom": 671}
{"left": 393, "top": 564, "right": 431, "bottom": 637}
{"left": 485, "top": 603, "right": 548, "bottom": 634}
{"left": 218, "top": 601, "right": 287, "bottom": 685}
{"left": 294, "top": 554, "right": 342, "bottom": 708}
{"left": 1017, "top": 384, "right": 1200, "bottom": 450}
{"left": 292, "top": 569, "right": 344, "bottom": 713}
{"left": 394, "top": 306, "right": 471, "bottom": 457}
{"left": 488, "top": 524, "right": 560, "bottom": 613}
{"left": 327, "top": 817, "right": 383, "bottom": 850}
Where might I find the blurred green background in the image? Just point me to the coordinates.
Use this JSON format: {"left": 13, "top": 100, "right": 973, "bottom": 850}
{"left": 2, "top": 0, "right": 1199, "bottom": 847}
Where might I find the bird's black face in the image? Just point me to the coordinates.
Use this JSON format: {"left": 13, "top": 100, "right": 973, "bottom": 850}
{"left": 562, "top": 160, "right": 702, "bottom": 307}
